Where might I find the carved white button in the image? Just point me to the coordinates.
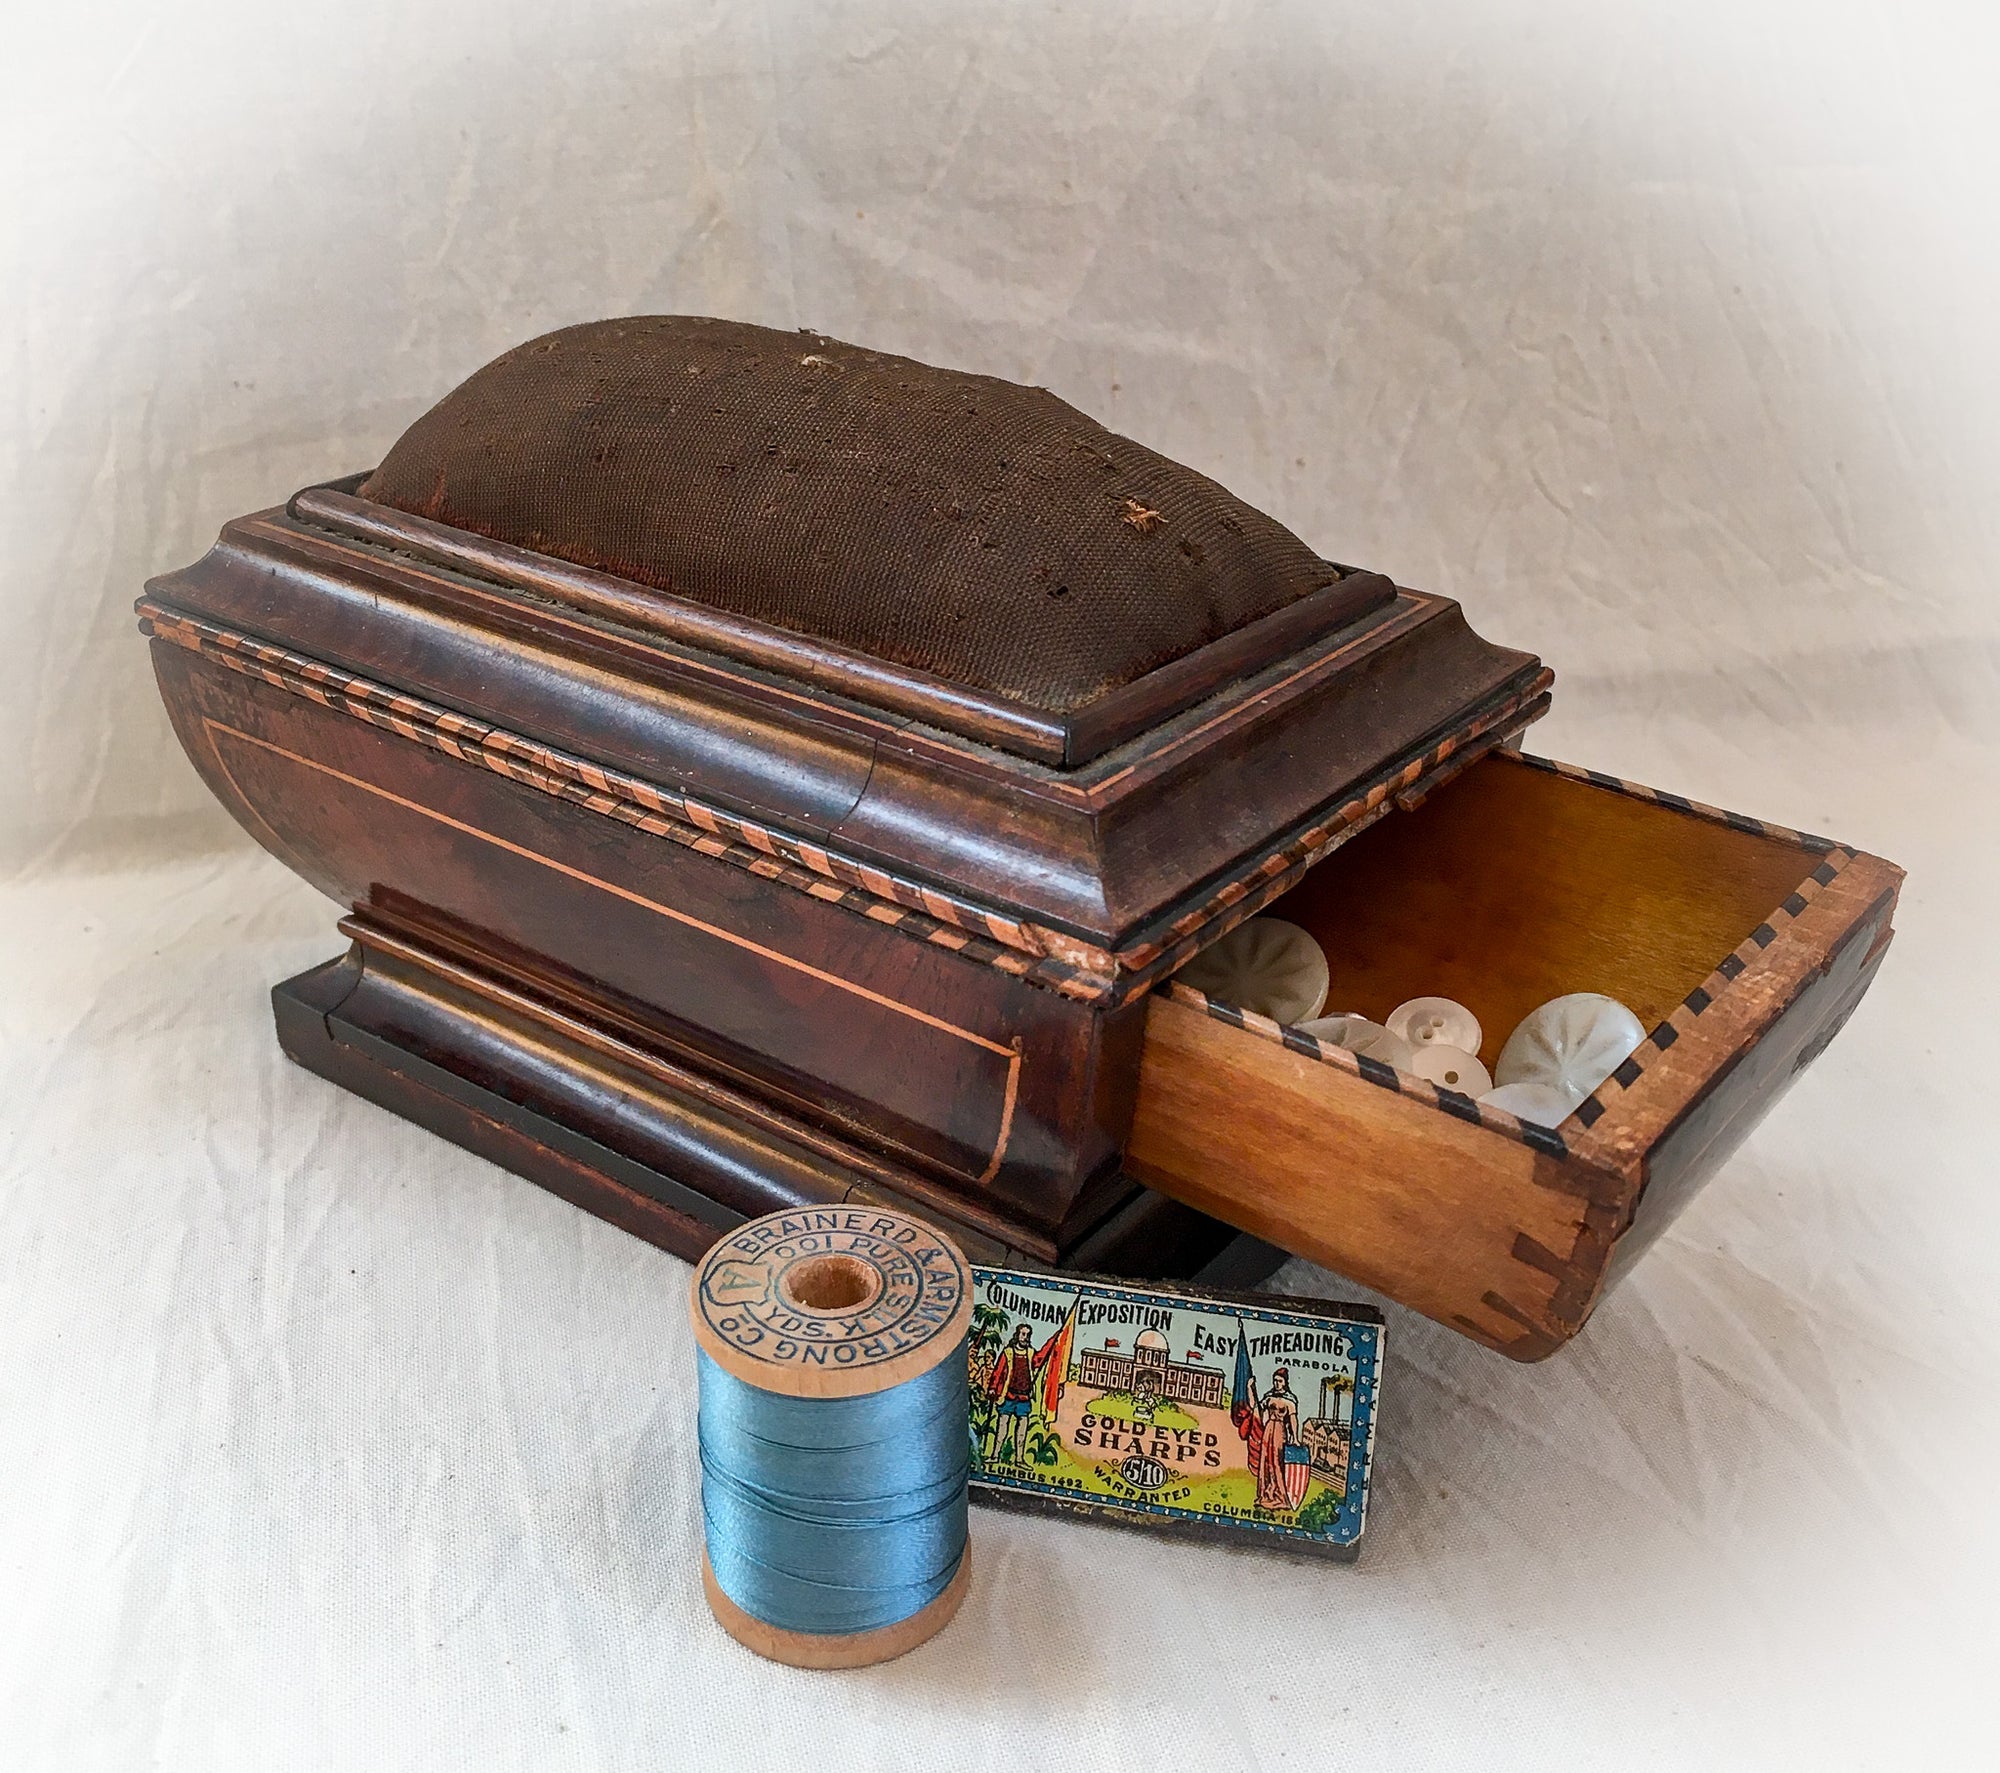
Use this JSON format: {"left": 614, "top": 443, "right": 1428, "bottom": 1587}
{"left": 1479, "top": 1081, "right": 1577, "bottom": 1129}
{"left": 1293, "top": 1014, "right": 1419, "bottom": 1070}
{"left": 1494, "top": 993, "right": 1646, "bottom": 1102}
{"left": 1403, "top": 1043, "right": 1492, "bottom": 1096}
{"left": 1176, "top": 917, "right": 1329, "bottom": 1025}
{"left": 1387, "top": 996, "right": 1483, "bottom": 1057}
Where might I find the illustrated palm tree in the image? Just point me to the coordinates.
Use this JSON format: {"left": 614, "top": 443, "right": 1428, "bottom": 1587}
{"left": 968, "top": 1303, "right": 1011, "bottom": 1459}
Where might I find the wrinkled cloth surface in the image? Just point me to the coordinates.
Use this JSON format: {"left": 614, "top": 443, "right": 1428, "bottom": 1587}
{"left": 4, "top": 2, "right": 1996, "bottom": 1768}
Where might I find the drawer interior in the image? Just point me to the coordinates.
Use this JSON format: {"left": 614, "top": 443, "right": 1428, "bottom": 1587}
{"left": 1129, "top": 751, "right": 1889, "bottom": 1356}
{"left": 1264, "top": 751, "right": 1820, "bottom": 1076}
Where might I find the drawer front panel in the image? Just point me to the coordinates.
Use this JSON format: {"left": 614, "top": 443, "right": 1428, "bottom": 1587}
{"left": 1127, "top": 995, "right": 1627, "bottom": 1355}
{"left": 155, "top": 644, "right": 1127, "bottom": 1226}
{"left": 1128, "top": 752, "right": 1901, "bottom": 1359}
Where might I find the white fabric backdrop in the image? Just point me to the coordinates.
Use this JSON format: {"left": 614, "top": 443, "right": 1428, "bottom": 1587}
{"left": 5, "top": 2, "right": 1997, "bottom": 1766}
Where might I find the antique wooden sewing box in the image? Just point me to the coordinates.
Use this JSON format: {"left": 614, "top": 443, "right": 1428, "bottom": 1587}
{"left": 138, "top": 317, "right": 1902, "bottom": 1360}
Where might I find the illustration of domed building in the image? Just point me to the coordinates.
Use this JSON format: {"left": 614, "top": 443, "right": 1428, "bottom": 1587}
{"left": 1074, "top": 1326, "right": 1227, "bottom": 1408}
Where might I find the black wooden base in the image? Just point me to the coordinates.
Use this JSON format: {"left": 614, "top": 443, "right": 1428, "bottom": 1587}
{"left": 272, "top": 921, "right": 1281, "bottom": 1286}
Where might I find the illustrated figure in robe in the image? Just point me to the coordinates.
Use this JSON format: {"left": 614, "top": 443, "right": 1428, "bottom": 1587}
{"left": 1231, "top": 1325, "right": 1311, "bottom": 1511}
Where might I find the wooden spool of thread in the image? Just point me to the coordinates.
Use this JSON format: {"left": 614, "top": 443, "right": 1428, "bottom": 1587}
{"left": 689, "top": 1207, "right": 974, "bottom": 1668}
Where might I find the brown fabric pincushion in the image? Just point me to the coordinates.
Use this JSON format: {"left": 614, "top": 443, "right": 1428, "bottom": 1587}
{"left": 361, "top": 316, "right": 1341, "bottom": 714}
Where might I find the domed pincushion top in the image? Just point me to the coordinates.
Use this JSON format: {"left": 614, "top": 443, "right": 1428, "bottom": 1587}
{"left": 361, "top": 316, "right": 1367, "bottom": 720}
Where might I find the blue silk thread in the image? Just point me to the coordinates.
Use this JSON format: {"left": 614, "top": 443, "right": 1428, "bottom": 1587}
{"left": 696, "top": 1339, "right": 970, "bottom": 1636}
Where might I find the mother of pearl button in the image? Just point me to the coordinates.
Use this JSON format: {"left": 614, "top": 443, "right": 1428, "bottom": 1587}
{"left": 1478, "top": 1080, "right": 1578, "bottom": 1129}
{"left": 1403, "top": 1043, "right": 1492, "bottom": 1096}
{"left": 1494, "top": 993, "right": 1646, "bottom": 1103}
{"left": 1386, "top": 996, "right": 1484, "bottom": 1058}
{"left": 1293, "top": 1014, "right": 1419, "bottom": 1071}
{"left": 1175, "top": 916, "right": 1330, "bottom": 1026}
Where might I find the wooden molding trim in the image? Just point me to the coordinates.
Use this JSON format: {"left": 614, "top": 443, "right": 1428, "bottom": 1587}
{"left": 294, "top": 482, "right": 1396, "bottom": 768}
{"left": 139, "top": 597, "right": 1106, "bottom": 992}
{"left": 1108, "top": 677, "right": 1553, "bottom": 982}
{"left": 137, "top": 595, "right": 1549, "bottom": 1006}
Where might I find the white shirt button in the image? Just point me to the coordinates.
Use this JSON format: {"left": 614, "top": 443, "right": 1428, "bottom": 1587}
{"left": 1175, "top": 917, "right": 1329, "bottom": 1026}
{"left": 1403, "top": 1043, "right": 1492, "bottom": 1096}
{"left": 1494, "top": 993, "right": 1645, "bottom": 1102}
{"left": 1387, "top": 996, "right": 1483, "bottom": 1057}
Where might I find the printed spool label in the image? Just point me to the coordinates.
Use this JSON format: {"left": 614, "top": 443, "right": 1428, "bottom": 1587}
{"left": 696, "top": 1207, "right": 969, "bottom": 1376}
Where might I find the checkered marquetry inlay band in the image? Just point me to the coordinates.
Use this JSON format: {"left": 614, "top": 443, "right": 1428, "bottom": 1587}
{"left": 1168, "top": 761, "right": 1857, "bottom": 1153}
{"left": 141, "top": 598, "right": 1550, "bottom": 1008}
{"left": 1109, "top": 674, "right": 1553, "bottom": 994}
{"left": 1566, "top": 845, "right": 1855, "bottom": 1129}
{"left": 138, "top": 601, "right": 1111, "bottom": 1001}
{"left": 1165, "top": 982, "right": 1575, "bottom": 1159}
{"left": 1506, "top": 751, "right": 1839, "bottom": 855}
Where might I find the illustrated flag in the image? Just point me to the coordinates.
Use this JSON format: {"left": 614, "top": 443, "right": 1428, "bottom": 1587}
{"left": 1035, "top": 1296, "right": 1078, "bottom": 1418}
{"left": 1231, "top": 1318, "right": 1312, "bottom": 1509}
{"left": 1281, "top": 1444, "right": 1313, "bottom": 1509}
{"left": 1230, "top": 1320, "right": 1261, "bottom": 1457}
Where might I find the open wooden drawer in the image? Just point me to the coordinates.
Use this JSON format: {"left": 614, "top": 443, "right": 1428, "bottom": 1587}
{"left": 1127, "top": 750, "right": 1903, "bottom": 1360}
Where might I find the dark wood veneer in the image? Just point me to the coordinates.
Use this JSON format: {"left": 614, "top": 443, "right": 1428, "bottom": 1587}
{"left": 151, "top": 496, "right": 1545, "bottom": 947}
{"left": 141, "top": 475, "right": 1898, "bottom": 1356}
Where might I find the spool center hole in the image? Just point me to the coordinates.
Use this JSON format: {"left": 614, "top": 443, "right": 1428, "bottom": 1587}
{"left": 782, "top": 1254, "right": 877, "bottom": 1313}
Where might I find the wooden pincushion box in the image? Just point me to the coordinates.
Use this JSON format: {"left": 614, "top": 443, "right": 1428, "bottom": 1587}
{"left": 137, "top": 317, "right": 1902, "bottom": 1360}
